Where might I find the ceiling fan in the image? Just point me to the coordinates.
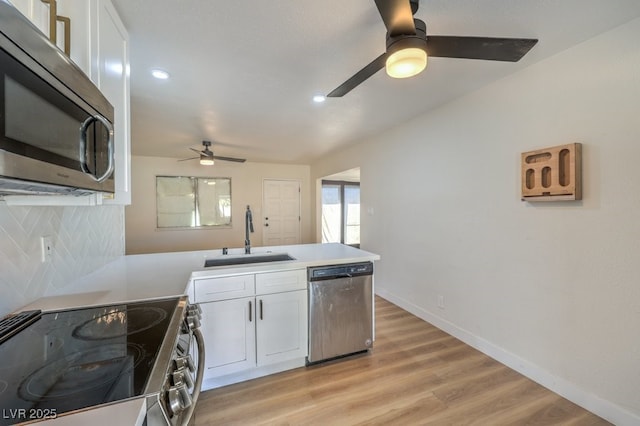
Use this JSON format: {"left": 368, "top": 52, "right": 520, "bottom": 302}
{"left": 326, "top": 0, "right": 538, "bottom": 97}
{"left": 179, "top": 141, "right": 246, "bottom": 165}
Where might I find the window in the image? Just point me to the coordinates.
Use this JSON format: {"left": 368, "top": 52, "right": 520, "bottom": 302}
{"left": 321, "top": 180, "right": 360, "bottom": 247}
{"left": 156, "top": 176, "right": 231, "bottom": 229}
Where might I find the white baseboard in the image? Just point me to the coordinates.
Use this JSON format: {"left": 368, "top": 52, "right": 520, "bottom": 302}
{"left": 376, "top": 288, "right": 640, "bottom": 426}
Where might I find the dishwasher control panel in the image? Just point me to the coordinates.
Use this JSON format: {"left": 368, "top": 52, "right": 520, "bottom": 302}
{"left": 308, "top": 262, "right": 373, "bottom": 280}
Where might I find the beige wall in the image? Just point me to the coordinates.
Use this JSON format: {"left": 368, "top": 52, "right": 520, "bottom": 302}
{"left": 125, "top": 156, "right": 311, "bottom": 254}
{"left": 310, "top": 17, "right": 640, "bottom": 424}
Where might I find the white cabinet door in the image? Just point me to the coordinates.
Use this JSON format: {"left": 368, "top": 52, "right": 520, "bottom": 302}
{"left": 11, "top": 0, "right": 88, "bottom": 73}
{"left": 200, "top": 297, "right": 256, "bottom": 377}
{"left": 256, "top": 290, "right": 308, "bottom": 366}
{"left": 56, "top": 0, "right": 90, "bottom": 74}
{"left": 91, "top": 0, "right": 131, "bottom": 205}
{"left": 10, "top": 0, "right": 51, "bottom": 39}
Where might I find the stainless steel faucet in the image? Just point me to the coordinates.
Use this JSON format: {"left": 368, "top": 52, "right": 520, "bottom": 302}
{"left": 245, "top": 205, "right": 254, "bottom": 254}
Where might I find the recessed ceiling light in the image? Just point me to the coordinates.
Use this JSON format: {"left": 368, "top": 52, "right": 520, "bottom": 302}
{"left": 151, "top": 69, "right": 170, "bottom": 80}
{"left": 313, "top": 95, "right": 326, "bottom": 103}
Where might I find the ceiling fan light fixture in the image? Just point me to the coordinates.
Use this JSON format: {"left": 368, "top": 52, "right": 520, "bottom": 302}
{"left": 385, "top": 19, "right": 428, "bottom": 79}
{"left": 386, "top": 44, "right": 427, "bottom": 79}
{"left": 199, "top": 155, "right": 214, "bottom": 166}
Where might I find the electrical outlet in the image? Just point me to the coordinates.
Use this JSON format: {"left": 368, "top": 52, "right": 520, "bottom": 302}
{"left": 40, "top": 236, "right": 52, "bottom": 263}
{"left": 437, "top": 295, "right": 445, "bottom": 309}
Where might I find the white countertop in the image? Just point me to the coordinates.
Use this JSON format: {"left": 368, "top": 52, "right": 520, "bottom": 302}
{"left": 21, "top": 243, "right": 380, "bottom": 312}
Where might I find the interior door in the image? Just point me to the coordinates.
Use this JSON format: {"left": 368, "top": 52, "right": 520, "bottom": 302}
{"left": 262, "top": 179, "right": 301, "bottom": 246}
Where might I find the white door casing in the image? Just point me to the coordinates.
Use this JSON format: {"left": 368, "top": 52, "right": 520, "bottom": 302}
{"left": 262, "top": 179, "right": 301, "bottom": 246}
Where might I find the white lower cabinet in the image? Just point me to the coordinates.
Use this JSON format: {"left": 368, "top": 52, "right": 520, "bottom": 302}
{"left": 200, "top": 296, "right": 256, "bottom": 377}
{"left": 256, "top": 290, "right": 308, "bottom": 366}
{"left": 193, "top": 269, "right": 308, "bottom": 387}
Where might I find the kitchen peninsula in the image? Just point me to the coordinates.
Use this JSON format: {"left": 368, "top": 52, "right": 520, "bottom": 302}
{"left": 18, "top": 243, "right": 380, "bottom": 392}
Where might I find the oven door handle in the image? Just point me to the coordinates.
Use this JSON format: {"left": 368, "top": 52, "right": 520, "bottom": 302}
{"left": 181, "top": 327, "right": 205, "bottom": 426}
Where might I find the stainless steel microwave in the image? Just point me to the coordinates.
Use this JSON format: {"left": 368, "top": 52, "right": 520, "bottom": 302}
{"left": 0, "top": 0, "right": 115, "bottom": 196}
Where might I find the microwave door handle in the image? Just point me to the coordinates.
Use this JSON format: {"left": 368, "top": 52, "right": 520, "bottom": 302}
{"left": 80, "top": 115, "right": 114, "bottom": 183}
{"left": 79, "top": 116, "right": 92, "bottom": 175}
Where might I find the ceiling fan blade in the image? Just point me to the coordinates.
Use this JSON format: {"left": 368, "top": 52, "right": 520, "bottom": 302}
{"left": 327, "top": 53, "right": 387, "bottom": 98}
{"left": 426, "top": 36, "right": 538, "bottom": 62}
{"left": 212, "top": 155, "right": 246, "bottom": 163}
{"left": 374, "top": 0, "right": 416, "bottom": 37}
{"left": 178, "top": 156, "right": 198, "bottom": 162}
{"left": 189, "top": 147, "right": 205, "bottom": 155}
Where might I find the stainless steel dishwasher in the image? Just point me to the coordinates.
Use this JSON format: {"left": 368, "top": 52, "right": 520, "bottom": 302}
{"left": 307, "top": 262, "right": 374, "bottom": 364}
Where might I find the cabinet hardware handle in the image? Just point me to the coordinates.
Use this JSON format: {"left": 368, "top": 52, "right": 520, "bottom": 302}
{"left": 259, "top": 299, "right": 263, "bottom": 320}
{"left": 40, "top": 0, "right": 58, "bottom": 46}
{"left": 40, "top": 0, "right": 71, "bottom": 57}
{"left": 249, "top": 300, "right": 252, "bottom": 322}
{"left": 56, "top": 15, "right": 71, "bottom": 56}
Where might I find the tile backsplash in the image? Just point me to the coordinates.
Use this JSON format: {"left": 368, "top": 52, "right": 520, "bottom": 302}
{"left": 0, "top": 203, "right": 124, "bottom": 316}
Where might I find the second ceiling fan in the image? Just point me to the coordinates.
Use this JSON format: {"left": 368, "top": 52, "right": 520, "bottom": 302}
{"left": 180, "top": 141, "right": 246, "bottom": 166}
{"left": 327, "top": 0, "right": 538, "bottom": 97}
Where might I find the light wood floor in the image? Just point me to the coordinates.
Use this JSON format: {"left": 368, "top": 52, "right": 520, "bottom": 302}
{"left": 194, "top": 296, "right": 610, "bottom": 425}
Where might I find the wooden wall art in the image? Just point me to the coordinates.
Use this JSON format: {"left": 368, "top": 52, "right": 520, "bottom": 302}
{"left": 521, "top": 143, "right": 582, "bottom": 201}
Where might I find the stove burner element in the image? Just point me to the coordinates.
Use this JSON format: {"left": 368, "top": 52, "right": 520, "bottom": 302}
{"left": 18, "top": 343, "right": 145, "bottom": 401}
{"left": 72, "top": 306, "right": 168, "bottom": 340}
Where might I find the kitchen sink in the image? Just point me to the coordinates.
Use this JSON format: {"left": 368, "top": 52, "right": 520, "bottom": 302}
{"left": 204, "top": 253, "right": 295, "bottom": 267}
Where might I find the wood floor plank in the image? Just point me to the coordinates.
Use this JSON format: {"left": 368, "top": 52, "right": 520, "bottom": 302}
{"left": 194, "top": 296, "right": 610, "bottom": 425}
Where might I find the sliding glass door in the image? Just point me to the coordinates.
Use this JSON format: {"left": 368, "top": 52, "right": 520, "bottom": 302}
{"left": 321, "top": 180, "right": 360, "bottom": 248}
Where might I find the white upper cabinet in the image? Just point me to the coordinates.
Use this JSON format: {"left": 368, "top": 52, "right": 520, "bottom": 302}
{"left": 10, "top": 0, "right": 91, "bottom": 75}
{"left": 10, "top": 0, "right": 52, "bottom": 42}
{"left": 90, "top": 0, "right": 131, "bottom": 205}
{"left": 56, "top": 0, "right": 91, "bottom": 74}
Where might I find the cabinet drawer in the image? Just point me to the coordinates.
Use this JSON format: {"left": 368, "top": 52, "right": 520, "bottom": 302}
{"left": 255, "top": 269, "right": 306, "bottom": 294}
{"left": 194, "top": 275, "right": 255, "bottom": 302}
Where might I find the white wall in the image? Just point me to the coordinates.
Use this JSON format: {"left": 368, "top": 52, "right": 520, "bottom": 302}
{"left": 0, "top": 204, "right": 124, "bottom": 317}
{"left": 310, "top": 17, "right": 640, "bottom": 424}
{"left": 125, "top": 155, "right": 312, "bottom": 254}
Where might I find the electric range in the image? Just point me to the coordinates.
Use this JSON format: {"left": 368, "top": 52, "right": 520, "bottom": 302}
{"left": 0, "top": 296, "right": 204, "bottom": 425}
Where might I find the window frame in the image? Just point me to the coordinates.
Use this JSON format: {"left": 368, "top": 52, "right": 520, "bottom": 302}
{"left": 155, "top": 175, "right": 232, "bottom": 230}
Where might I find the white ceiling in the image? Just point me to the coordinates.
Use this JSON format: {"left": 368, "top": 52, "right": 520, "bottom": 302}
{"left": 111, "top": 0, "right": 640, "bottom": 164}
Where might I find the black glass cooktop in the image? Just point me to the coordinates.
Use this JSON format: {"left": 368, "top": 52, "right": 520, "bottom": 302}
{"left": 0, "top": 298, "right": 179, "bottom": 425}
